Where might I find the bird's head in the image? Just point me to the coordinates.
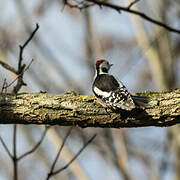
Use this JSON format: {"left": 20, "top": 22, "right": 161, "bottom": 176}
{"left": 95, "top": 59, "right": 113, "bottom": 74}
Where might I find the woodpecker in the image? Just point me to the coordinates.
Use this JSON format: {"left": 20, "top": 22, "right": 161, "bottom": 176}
{"left": 92, "top": 59, "right": 150, "bottom": 111}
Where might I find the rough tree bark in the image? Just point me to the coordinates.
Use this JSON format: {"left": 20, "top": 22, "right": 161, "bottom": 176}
{"left": 0, "top": 89, "right": 179, "bottom": 128}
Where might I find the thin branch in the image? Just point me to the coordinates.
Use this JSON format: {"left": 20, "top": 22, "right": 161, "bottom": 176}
{"left": 13, "top": 124, "right": 18, "bottom": 180}
{"left": 0, "top": 24, "right": 38, "bottom": 93}
{"left": 46, "top": 128, "right": 90, "bottom": 180}
{"left": 0, "top": 23, "right": 39, "bottom": 180}
{"left": 17, "top": 126, "right": 50, "bottom": 161}
{"left": 67, "top": 0, "right": 180, "bottom": 34}
{"left": 11, "top": 23, "right": 39, "bottom": 180}
{"left": 0, "top": 60, "right": 17, "bottom": 74}
{"left": 1, "top": 79, "right": 8, "bottom": 93}
{"left": 15, "top": 1, "right": 84, "bottom": 93}
{"left": 49, "top": 134, "right": 96, "bottom": 178}
{"left": 13, "top": 125, "right": 17, "bottom": 160}
{"left": 0, "top": 135, "right": 13, "bottom": 159}
{"left": 12, "top": 59, "right": 34, "bottom": 93}
{"left": 13, "top": 23, "right": 39, "bottom": 94}
{"left": 4, "top": 59, "right": 34, "bottom": 90}
{"left": 18, "top": 23, "right": 39, "bottom": 72}
{"left": 47, "top": 127, "right": 73, "bottom": 180}
{"left": 127, "top": 0, "right": 140, "bottom": 9}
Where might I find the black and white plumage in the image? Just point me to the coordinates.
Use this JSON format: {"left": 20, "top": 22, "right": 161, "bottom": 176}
{"left": 92, "top": 59, "right": 150, "bottom": 111}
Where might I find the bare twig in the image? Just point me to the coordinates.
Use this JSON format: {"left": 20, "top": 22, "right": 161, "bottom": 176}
{"left": 18, "top": 126, "right": 50, "bottom": 161}
{"left": 0, "top": 22, "right": 39, "bottom": 180}
{"left": 4, "top": 59, "right": 34, "bottom": 90}
{"left": 46, "top": 128, "right": 89, "bottom": 180}
{"left": 66, "top": 0, "right": 180, "bottom": 34}
{"left": 0, "top": 135, "right": 13, "bottom": 159}
{"left": 15, "top": 1, "right": 84, "bottom": 93}
{"left": 0, "top": 25, "right": 37, "bottom": 93}
{"left": 13, "top": 23, "right": 39, "bottom": 94}
{"left": 46, "top": 127, "right": 73, "bottom": 180}
{"left": 5, "top": 59, "right": 34, "bottom": 91}
{"left": 1, "top": 79, "right": 8, "bottom": 93}
{"left": 13, "top": 124, "right": 18, "bottom": 180}
{"left": 127, "top": 0, "right": 140, "bottom": 9}
{"left": 48, "top": 134, "right": 96, "bottom": 178}
{"left": 0, "top": 61, "right": 17, "bottom": 74}
{"left": 18, "top": 23, "right": 39, "bottom": 72}
{"left": 11, "top": 23, "right": 39, "bottom": 180}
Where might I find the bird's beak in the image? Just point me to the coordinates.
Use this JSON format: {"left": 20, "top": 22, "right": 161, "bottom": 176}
{"left": 110, "top": 64, "right": 113, "bottom": 67}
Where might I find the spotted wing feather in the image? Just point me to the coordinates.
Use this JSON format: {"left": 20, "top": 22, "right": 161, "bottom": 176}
{"left": 93, "top": 74, "right": 135, "bottom": 111}
{"left": 102, "top": 87, "right": 135, "bottom": 111}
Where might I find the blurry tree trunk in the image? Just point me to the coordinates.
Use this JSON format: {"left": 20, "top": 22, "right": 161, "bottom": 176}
{"left": 126, "top": 0, "right": 180, "bottom": 179}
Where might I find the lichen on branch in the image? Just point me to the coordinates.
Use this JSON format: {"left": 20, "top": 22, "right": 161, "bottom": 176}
{"left": 0, "top": 89, "right": 179, "bottom": 128}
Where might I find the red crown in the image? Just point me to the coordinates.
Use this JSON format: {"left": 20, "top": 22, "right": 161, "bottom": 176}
{"left": 96, "top": 59, "right": 105, "bottom": 67}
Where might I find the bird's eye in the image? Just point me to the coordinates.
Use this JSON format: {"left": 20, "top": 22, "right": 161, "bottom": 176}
{"left": 102, "top": 67, "right": 107, "bottom": 72}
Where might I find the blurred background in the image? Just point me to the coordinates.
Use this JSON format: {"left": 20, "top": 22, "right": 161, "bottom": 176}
{"left": 0, "top": 0, "right": 180, "bottom": 179}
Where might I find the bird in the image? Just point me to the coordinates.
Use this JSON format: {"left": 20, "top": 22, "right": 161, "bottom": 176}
{"left": 92, "top": 59, "right": 150, "bottom": 111}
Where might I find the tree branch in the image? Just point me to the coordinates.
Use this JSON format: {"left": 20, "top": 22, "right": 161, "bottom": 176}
{"left": 17, "top": 126, "right": 50, "bottom": 161}
{"left": 0, "top": 61, "right": 18, "bottom": 74}
{"left": 66, "top": 0, "right": 180, "bottom": 34}
{"left": 18, "top": 23, "right": 39, "bottom": 72}
{"left": 0, "top": 89, "right": 179, "bottom": 128}
{"left": 0, "top": 135, "right": 13, "bottom": 159}
{"left": 13, "top": 23, "right": 39, "bottom": 94}
{"left": 46, "top": 127, "right": 73, "bottom": 180}
{"left": 49, "top": 134, "right": 96, "bottom": 177}
{"left": 127, "top": 0, "right": 140, "bottom": 10}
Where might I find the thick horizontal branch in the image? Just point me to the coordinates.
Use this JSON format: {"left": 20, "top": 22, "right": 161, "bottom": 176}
{"left": 0, "top": 89, "right": 179, "bottom": 128}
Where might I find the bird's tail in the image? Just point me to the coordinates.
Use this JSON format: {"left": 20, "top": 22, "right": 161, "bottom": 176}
{"left": 132, "top": 95, "right": 151, "bottom": 108}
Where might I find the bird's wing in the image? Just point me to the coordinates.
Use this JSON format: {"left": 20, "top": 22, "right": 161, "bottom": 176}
{"left": 93, "top": 74, "right": 120, "bottom": 92}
